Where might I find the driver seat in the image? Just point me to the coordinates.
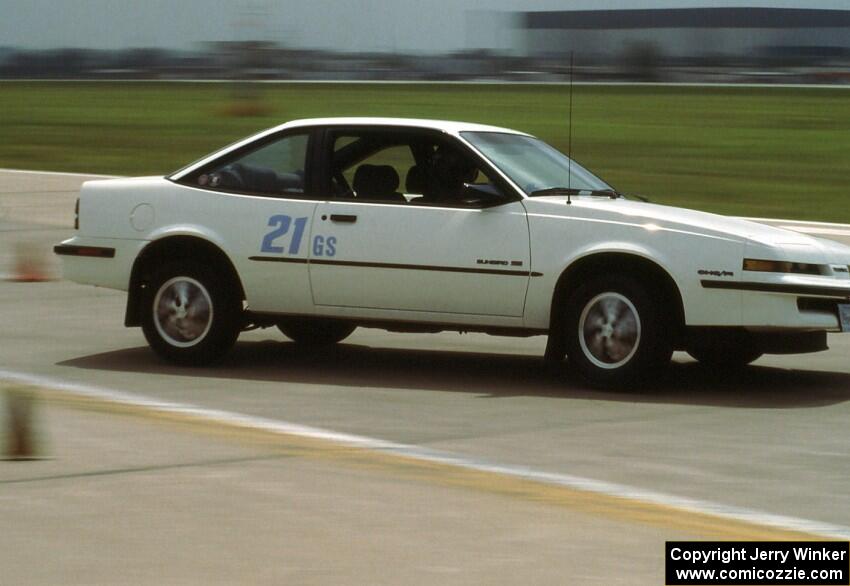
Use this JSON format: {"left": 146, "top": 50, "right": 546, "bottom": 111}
{"left": 353, "top": 165, "right": 406, "bottom": 202}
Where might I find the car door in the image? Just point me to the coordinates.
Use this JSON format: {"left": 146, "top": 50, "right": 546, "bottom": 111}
{"left": 308, "top": 128, "right": 532, "bottom": 318}
{"left": 171, "top": 129, "right": 321, "bottom": 315}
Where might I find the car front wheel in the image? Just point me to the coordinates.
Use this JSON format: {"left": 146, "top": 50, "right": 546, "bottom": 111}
{"left": 141, "top": 261, "right": 241, "bottom": 365}
{"left": 563, "top": 275, "right": 673, "bottom": 389}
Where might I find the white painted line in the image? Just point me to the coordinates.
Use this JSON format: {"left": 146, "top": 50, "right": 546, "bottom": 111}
{"left": 1, "top": 367, "right": 849, "bottom": 539}
{"left": 0, "top": 168, "right": 120, "bottom": 179}
{"left": 743, "top": 217, "right": 850, "bottom": 230}
{"left": 2, "top": 79, "right": 849, "bottom": 89}
{"left": 778, "top": 226, "right": 850, "bottom": 237}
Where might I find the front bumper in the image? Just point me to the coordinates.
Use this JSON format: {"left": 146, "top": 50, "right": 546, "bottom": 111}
{"left": 700, "top": 276, "right": 850, "bottom": 331}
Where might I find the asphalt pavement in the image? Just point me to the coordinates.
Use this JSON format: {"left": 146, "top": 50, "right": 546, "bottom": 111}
{"left": 4, "top": 400, "right": 701, "bottom": 585}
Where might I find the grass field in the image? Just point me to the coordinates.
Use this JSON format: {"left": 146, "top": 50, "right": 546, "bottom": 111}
{"left": 1, "top": 82, "right": 848, "bottom": 222}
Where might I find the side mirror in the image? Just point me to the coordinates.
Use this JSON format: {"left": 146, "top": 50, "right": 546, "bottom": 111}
{"left": 459, "top": 183, "right": 505, "bottom": 207}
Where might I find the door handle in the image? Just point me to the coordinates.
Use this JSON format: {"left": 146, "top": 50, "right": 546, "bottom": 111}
{"left": 330, "top": 214, "right": 357, "bottom": 223}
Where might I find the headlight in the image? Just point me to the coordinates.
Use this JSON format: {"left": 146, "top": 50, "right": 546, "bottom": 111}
{"left": 742, "top": 258, "right": 825, "bottom": 275}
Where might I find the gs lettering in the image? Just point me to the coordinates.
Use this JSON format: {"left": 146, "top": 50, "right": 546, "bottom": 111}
{"left": 313, "top": 235, "right": 337, "bottom": 257}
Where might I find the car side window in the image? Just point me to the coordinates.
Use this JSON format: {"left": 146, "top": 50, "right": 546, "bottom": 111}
{"left": 196, "top": 133, "right": 309, "bottom": 197}
{"left": 329, "top": 136, "right": 411, "bottom": 204}
{"left": 341, "top": 145, "right": 414, "bottom": 201}
{"left": 329, "top": 131, "right": 507, "bottom": 207}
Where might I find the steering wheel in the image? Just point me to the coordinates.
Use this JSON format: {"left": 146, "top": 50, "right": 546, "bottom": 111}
{"left": 210, "top": 164, "right": 245, "bottom": 189}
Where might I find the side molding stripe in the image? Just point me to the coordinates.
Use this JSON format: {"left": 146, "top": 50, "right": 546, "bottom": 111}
{"left": 248, "top": 257, "right": 308, "bottom": 264}
{"left": 248, "top": 256, "right": 542, "bottom": 277}
{"left": 701, "top": 279, "right": 850, "bottom": 298}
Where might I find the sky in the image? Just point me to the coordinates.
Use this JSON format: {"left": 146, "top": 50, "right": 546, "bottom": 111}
{"left": 1, "top": 0, "right": 848, "bottom": 54}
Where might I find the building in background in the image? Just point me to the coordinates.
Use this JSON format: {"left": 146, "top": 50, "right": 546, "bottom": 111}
{"left": 521, "top": 5, "right": 850, "bottom": 81}
{"left": 523, "top": 7, "right": 850, "bottom": 60}
{"left": 0, "top": 1, "right": 848, "bottom": 82}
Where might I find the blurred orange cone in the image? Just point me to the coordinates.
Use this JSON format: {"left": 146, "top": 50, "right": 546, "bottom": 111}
{"left": 9, "top": 241, "right": 52, "bottom": 282}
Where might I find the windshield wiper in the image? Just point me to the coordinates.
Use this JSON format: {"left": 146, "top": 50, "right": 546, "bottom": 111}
{"left": 530, "top": 187, "right": 620, "bottom": 199}
{"left": 530, "top": 187, "right": 653, "bottom": 203}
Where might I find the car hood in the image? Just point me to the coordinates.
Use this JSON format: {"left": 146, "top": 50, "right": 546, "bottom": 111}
{"left": 524, "top": 196, "right": 850, "bottom": 263}
{"left": 528, "top": 196, "right": 820, "bottom": 244}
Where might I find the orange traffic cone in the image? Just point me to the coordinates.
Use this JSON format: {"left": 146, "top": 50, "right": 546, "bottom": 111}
{"left": 9, "top": 242, "right": 52, "bottom": 282}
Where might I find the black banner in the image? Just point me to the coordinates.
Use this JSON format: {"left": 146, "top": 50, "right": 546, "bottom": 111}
{"left": 666, "top": 541, "right": 849, "bottom": 585}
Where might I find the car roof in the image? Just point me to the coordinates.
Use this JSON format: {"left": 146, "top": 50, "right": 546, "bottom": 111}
{"left": 278, "top": 117, "right": 530, "bottom": 136}
{"left": 169, "top": 117, "right": 531, "bottom": 181}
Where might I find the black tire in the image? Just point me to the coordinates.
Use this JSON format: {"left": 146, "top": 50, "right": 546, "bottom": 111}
{"left": 562, "top": 274, "right": 673, "bottom": 389}
{"left": 141, "top": 261, "right": 241, "bottom": 365}
{"left": 687, "top": 337, "right": 762, "bottom": 369}
{"left": 277, "top": 318, "right": 356, "bottom": 346}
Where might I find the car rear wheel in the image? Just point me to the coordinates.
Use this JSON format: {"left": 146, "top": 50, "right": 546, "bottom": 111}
{"left": 563, "top": 275, "right": 673, "bottom": 389}
{"left": 277, "top": 318, "right": 356, "bottom": 346}
{"left": 141, "top": 261, "right": 241, "bottom": 365}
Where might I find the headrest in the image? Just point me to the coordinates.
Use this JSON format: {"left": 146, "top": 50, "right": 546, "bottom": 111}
{"left": 353, "top": 164, "right": 400, "bottom": 197}
{"left": 405, "top": 165, "right": 427, "bottom": 194}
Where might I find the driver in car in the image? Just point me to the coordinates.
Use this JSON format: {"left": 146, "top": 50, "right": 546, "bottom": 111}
{"left": 424, "top": 147, "right": 479, "bottom": 204}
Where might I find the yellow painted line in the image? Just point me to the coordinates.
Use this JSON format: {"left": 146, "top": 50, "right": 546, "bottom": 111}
{"left": 3, "top": 374, "right": 848, "bottom": 542}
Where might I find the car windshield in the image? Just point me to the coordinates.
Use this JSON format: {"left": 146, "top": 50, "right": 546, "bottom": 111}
{"left": 461, "top": 132, "right": 612, "bottom": 196}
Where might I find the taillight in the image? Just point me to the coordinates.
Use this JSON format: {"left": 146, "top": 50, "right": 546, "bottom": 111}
{"left": 74, "top": 197, "right": 79, "bottom": 230}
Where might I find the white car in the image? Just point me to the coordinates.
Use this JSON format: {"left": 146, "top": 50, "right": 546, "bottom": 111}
{"left": 55, "top": 118, "right": 850, "bottom": 387}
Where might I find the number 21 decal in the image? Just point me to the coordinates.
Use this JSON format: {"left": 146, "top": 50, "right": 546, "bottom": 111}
{"left": 260, "top": 215, "right": 295, "bottom": 253}
{"left": 260, "top": 215, "right": 336, "bottom": 257}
